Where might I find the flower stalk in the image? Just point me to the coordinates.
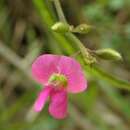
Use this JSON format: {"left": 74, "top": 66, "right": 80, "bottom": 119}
{"left": 53, "top": 0, "right": 67, "bottom": 23}
{"left": 33, "top": 0, "right": 130, "bottom": 90}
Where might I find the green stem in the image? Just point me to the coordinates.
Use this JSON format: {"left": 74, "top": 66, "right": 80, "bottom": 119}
{"left": 53, "top": 0, "right": 96, "bottom": 64}
{"left": 53, "top": 0, "right": 67, "bottom": 23}
{"left": 66, "top": 33, "right": 96, "bottom": 64}
{"left": 33, "top": 0, "right": 130, "bottom": 90}
{"left": 85, "top": 65, "right": 130, "bottom": 90}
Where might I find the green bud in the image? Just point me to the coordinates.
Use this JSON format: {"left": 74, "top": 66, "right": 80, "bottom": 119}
{"left": 51, "top": 22, "right": 72, "bottom": 33}
{"left": 95, "top": 48, "right": 122, "bottom": 61}
{"left": 72, "top": 24, "right": 93, "bottom": 34}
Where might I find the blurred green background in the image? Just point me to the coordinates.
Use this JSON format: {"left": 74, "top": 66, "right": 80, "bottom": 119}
{"left": 0, "top": 0, "right": 130, "bottom": 130}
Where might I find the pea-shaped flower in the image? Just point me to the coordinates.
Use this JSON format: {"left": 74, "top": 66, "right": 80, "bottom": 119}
{"left": 32, "top": 54, "right": 87, "bottom": 119}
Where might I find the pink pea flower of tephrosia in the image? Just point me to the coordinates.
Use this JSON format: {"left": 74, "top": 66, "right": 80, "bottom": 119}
{"left": 32, "top": 54, "right": 87, "bottom": 119}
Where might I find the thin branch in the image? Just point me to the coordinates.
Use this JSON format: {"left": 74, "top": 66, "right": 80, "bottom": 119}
{"left": 53, "top": 0, "right": 67, "bottom": 23}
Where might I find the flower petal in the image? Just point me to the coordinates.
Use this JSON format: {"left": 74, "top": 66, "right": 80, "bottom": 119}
{"left": 49, "top": 89, "right": 68, "bottom": 119}
{"left": 34, "top": 86, "right": 52, "bottom": 112}
{"left": 32, "top": 54, "right": 60, "bottom": 85}
{"left": 58, "top": 56, "right": 87, "bottom": 93}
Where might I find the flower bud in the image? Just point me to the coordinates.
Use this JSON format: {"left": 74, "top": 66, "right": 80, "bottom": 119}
{"left": 95, "top": 48, "right": 122, "bottom": 61}
{"left": 73, "top": 24, "right": 93, "bottom": 34}
{"left": 51, "top": 22, "right": 72, "bottom": 33}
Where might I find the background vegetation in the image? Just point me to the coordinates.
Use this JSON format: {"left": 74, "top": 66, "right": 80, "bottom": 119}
{"left": 0, "top": 0, "right": 130, "bottom": 130}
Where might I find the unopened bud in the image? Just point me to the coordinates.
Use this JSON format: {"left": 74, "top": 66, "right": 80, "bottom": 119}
{"left": 73, "top": 24, "right": 93, "bottom": 34}
{"left": 95, "top": 48, "right": 122, "bottom": 61}
{"left": 51, "top": 22, "right": 72, "bottom": 33}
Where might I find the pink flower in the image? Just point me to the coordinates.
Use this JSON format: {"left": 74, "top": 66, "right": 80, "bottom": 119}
{"left": 32, "top": 54, "right": 87, "bottom": 119}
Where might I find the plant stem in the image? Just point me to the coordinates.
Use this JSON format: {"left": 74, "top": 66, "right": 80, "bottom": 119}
{"left": 53, "top": 0, "right": 67, "bottom": 23}
{"left": 33, "top": 0, "right": 130, "bottom": 90}
{"left": 53, "top": 0, "right": 95, "bottom": 64}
